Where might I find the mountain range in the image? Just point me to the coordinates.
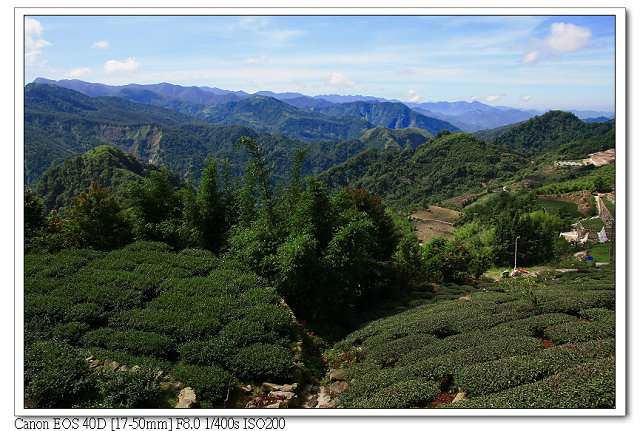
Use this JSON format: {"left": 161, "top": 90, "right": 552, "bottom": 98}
{"left": 32, "top": 78, "right": 614, "bottom": 133}
{"left": 24, "top": 83, "right": 433, "bottom": 191}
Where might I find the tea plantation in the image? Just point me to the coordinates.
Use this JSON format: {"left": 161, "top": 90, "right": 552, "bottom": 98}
{"left": 24, "top": 241, "right": 297, "bottom": 408}
{"left": 329, "top": 266, "right": 615, "bottom": 409}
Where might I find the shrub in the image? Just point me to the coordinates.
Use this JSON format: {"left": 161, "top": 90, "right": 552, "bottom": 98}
{"left": 450, "top": 357, "right": 615, "bottom": 408}
{"left": 232, "top": 343, "right": 294, "bottom": 382}
{"left": 93, "top": 368, "right": 162, "bottom": 408}
{"left": 545, "top": 319, "right": 615, "bottom": 345}
{"left": 82, "top": 328, "right": 175, "bottom": 358}
{"left": 354, "top": 379, "right": 441, "bottom": 408}
{"left": 170, "top": 363, "right": 233, "bottom": 405}
{"left": 179, "top": 337, "right": 236, "bottom": 367}
{"left": 53, "top": 321, "right": 91, "bottom": 346}
{"left": 24, "top": 340, "right": 96, "bottom": 408}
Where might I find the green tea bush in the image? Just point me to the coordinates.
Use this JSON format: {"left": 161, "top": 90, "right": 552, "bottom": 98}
{"left": 537, "top": 289, "right": 615, "bottom": 314}
{"left": 450, "top": 357, "right": 615, "bottom": 408}
{"left": 354, "top": 379, "right": 441, "bottom": 409}
{"left": 93, "top": 368, "right": 162, "bottom": 408}
{"left": 170, "top": 363, "right": 233, "bottom": 405}
{"left": 545, "top": 319, "right": 615, "bottom": 345}
{"left": 238, "top": 287, "right": 281, "bottom": 307}
{"left": 232, "top": 343, "right": 294, "bottom": 381}
{"left": 494, "top": 313, "right": 577, "bottom": 337}
{"left": 404, "top": 336, "right": 543, "bottom": 380}
{"left": 82, "top": 328, "right": 175, "bottom": 358}
{"left": 363, "top": 333, "right": 439, "bottom": 364}
{"left": 178, "top": 337, "right": 236, "bottom": 367}
{"left": 53, "top": 321, "right": 91, "bottom": 346}
{"left": 24, "top": 340, "right": 96, "bottom": 408}
{"left": 24, "top": 249, "right": 104, "bottom": 278}
{"left": 453, "top": 338, "right": 616, "bottom": 398}
{"left": 219, "top": 319, "right": 274, "bottom": 347}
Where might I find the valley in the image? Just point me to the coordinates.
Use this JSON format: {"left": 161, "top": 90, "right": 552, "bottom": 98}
{"left": 22, "top": 78, "right": 617, "bottom": 411}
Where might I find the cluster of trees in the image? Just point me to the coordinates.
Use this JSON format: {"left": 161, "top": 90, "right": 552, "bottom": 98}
{"left": 454, "top": 193, "right": 572, "bottom": 269}
{"left": 26, "top": 137, "right": 426, "bottom": 337}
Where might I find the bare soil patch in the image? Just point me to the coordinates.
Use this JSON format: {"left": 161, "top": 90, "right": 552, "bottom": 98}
{"left": 583, "top": 148, "right": 615, "bottom": 167}
{"left": 410, "top": 206, "right": 460, "bottom": 243}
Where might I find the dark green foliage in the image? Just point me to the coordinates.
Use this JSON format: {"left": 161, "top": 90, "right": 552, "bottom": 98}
{"left": 449, "top": 357, "right": 615, "bottom": 408}
{"left": 170, "top": 363, "right": 233, "bottom": 405}
{"left": 232, "top": 343, "right": 294, "bottom": 382}
{"left": 36, "top": 146, "right": 181, "bottom": 212}
{"left": 93, "top": 368, "right": 162, "bottom": 408}
{"left": 353, "top": 379, "right": 441, "bottom": 409}
{"left": 53, "top": 321, "right": 91, "bottom": 346}
{"left": 334, "top": 267, "right": 615, "bottom": 409}
{"left": 65, "top": 182, "right": 133, "bottom": 251}
{"left": 452, "top": 339, "right": 615, "bottom": 398}
{"left": 318, "top": 132, "right": 529, "bottom": 209}
{"left": 554, "top": 130, "right": 615, "bottom": 160}
{"left": 82, "top": 328, "right": 175, "bottom": 359}
{"left": 24, "top": 186, "right": 47, "bottom": 240}
{"left": 491, "top": 111, "right": 615, "bottom": 153}
{"left": 24, "top": 340, "right": 96, "bottom": 408}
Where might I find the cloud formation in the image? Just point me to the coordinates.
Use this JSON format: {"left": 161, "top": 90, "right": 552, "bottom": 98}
{"left": 92, "top": 41, "right": 109, "bottom": 49}
{"left": 65, "top": 67, "right": 92, "bottom": 78}
{"left": 327, "top": 72, "right": 355, "bottom": 89}
{"left": 25, "top": 17, "right": 51, "bottom": 66}
{"left": 521, "top": 22, "right": 592, "bottom": 65}
{"left": 544, "top": 23, "right": 591, "bottom": 52}
{"left": 486, "top": 95, "right": 501, "bottom": 102}
{"left": 407, "top": 89, "right": 420, "bottom": 102}
{"left": 244, "top": 54, "right": 268, "bottom": 65}
{"left": 522, "top": 95, "right": 532, "bottom": 102}
{"left": 521, "top": 50, "right": 539, "bottom": 65}
{"left": 104, "top": 57, "right": 140, "bottom": 74}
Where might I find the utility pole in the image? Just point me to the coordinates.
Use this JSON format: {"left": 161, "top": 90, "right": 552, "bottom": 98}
{"left": 609, "top": 221, "right": 615, "bottom": 263}
{"left": 514, "top": 236, "right": 520, "bottom": 271}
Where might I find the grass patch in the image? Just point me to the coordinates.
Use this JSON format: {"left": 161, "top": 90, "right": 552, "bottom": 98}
{"left": 581, "top": 218, "right": 605, "bottom": 231}
{"left": 537, "top": 198, "right": 583, "bottom": 220}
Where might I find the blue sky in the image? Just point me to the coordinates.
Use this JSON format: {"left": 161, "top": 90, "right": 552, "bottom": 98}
{"left": 24, "top": 14, "right": 616, "bottom": 111}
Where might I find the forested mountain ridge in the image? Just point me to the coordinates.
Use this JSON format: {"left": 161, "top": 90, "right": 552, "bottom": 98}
{"left": 318, "top": 131, "right": 529, "bottom": 209}
{"left": 195, "top": 95, "right": 378, "bottom": 141}
{"left": 310, "top": 100, "right": 460, "bottom": 134}
{"left": 490, "top": 110, "right": 615, "bottom": 153}
{"left": 36, "top": 145, "right": 182, "bottom": 212}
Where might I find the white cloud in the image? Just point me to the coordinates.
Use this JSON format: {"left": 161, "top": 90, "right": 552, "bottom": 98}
{"left": 65, "top": 67, "right": 92, "bottom": 78}
{"left": 244, "top": 54, "right": 268, "bottom": 65}
{"left": 521, "top": 50, "right": 539, "bottom": 65}
{"left": 407, "top": 89, "right": 420, "bottom": 102}
{"left": 397, "top": 68, "right": 416, "bottom": 76}
{"left": 25, "top": 17, "right": 51, "bottom": 66}
{"left": 471, "top": 95, "right": 480, "bottom": 101}
{"left": 327, "top": 72, "right": 355, "bottom": 89}
{"left": 486, "top": 95, "right": 501, "bottom": 102}
{"left": 92, "top": 41, "right": 109, "bottom": 49}
{"left": 104, "top": 57, "right": 140, "bottom": 74}
{"left": 522, "top": 95, "right": 532, "bottom": 102}
{"left": 544, "top": 23, "right": 591, "bottom": 53}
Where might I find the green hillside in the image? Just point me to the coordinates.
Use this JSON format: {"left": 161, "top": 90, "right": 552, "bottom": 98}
{"left": 491, "top": 111, "right": 615, "bottom": 153}
{"left": 35, "top": 146, "right": 182, "bottom": 212}
{"left": 198, "top": 96, "right": 376, "bottom": 142}
{"left": 317, "top": 101, "right": 460, "bottom": 135}
{"left": 318, "top": 131, "right": 528, "bottom": 209}
{"left": 330, "top": 266, "right": 615, "bottom": 408}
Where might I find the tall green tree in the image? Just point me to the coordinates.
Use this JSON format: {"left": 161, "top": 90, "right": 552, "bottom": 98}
{"left": 65, "top": 182, "right": 132, "bottom": 251}
{"left": 197, "top": 155, "right": 226, "bottom": 252}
